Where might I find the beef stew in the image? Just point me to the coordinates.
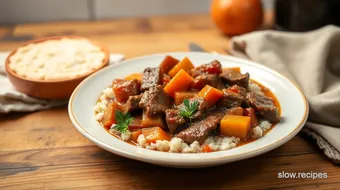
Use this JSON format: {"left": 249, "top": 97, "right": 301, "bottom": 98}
{"left": 94, "top": 56, "right": 281, "bottom": 153}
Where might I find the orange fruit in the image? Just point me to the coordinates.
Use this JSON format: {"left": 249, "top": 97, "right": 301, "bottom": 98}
{"left": 210, "top": 0, "right": 263, "bottom": 35}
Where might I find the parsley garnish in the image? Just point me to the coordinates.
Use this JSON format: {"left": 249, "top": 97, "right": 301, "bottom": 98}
{"left": 112, "top": 110, "right": 133, "bottom": 133}
{"left": 179, "top": 99, "right": 199, "bottom": 124}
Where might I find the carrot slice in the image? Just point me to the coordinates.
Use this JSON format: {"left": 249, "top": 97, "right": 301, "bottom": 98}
{"left": 142, "top": 127, "right": 171, "bottom": 143}
{"left": 198, "top": 85, "right": 223, "bottom": 108}
{"left": 223, "top": 67, "right": 241, "bottom": 73}
{"left": 220, "top": 115, "right": 251, "bottom": 139}
{"left": 164, "top": 69, "right": 194, "bottom": 96}
{"left": 102, "top": 101, "right": 122, "bottom": 129}
{"left": 125, "top": 73, "right": 143, "bottom": 82}
{"left": 160, "top": 55, "right": 179, "bottom": 73}
{"left": 131, "top": 130, "right": 143, "bottom": 142}
{"left": 174, "top": 91, "right": 198, "bottom": 105}
{"left": 168, "top": 57, "right": 194, "bottom": 77}
{"left": 141, "top": 111, "right": 166, "bottom": 129}
{"left": 201, "top": 144, "right": 212, "bottom": 153}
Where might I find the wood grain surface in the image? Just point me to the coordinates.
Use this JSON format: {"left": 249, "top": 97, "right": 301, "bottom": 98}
{"left": 0, "top": 12, "right": 339, "bottom": 190}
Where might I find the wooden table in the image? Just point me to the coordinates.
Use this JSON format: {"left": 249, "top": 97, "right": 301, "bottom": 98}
{"left": 0, "top": 13, "right": 339, "bottom": 190}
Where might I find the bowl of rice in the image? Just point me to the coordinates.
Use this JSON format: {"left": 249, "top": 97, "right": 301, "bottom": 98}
{"left": 5, "top": 36, "right": 110, "bottom": 99}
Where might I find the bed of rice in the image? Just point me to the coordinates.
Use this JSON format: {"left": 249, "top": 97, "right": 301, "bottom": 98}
{"left": 94, "top": 82, "right": 272, "bottom": 153}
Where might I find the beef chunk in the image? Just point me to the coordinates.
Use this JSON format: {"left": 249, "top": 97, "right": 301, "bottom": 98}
{"left": 191, "top": 60, "right": 222, "bottom": 78}
{"left": 112, "top": 79, "right": 140, "bottom": 103}
{"left": 228, "top": 85, "right": 247, "bottom": 97}
{"left": 176, "top": 111, "right": 225, "bottom": 144}
{"left": 191, "top": 74, "right": 219, "bottom": 89}
{"left": 141, "top": 67, "right": 163, "bottom": 91}
{"left": 246, "top": 92, "right": 280, "bottom": 123}
{"left": 165, "top": 109, "right": 186, "bottom": 133}
{"left": 220, "top": 69, "right": 249, "bottom": 88}
{"left": 226, "top": 107, "right": 243, "bottom": 116}
{"left": 217, "top": 89, "right": 244, "bottom": 109}
{"left": 124, "top": 94, "right": 142, "bottom": 113}
{"left": 139, "top": 85, "right": 171, "bottom": 116}
{"left": 178, "top": 97, "right": 208, "bottom": 120}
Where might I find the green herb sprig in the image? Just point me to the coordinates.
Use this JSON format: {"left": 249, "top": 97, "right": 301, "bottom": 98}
{"left": 179, "top": 99, "right": 199, "bottom": 124}
{"left": 112, "top": 110, "right": 133, "bottom": 133}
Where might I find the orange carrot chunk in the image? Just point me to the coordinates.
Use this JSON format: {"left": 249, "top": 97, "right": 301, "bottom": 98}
{"left": 201, "top": 144, "right": 212, "bottom": 153}
{"left": 102, "top": 102, "right": 122, "bottom": 129}
{"left": 124, "top": 73, "right": 143, "bottom": 82}
{"left": 142, "top": 127, "right": 171, "bottom": 143}
{"left": 131, "top": 130, "right": 143, "bottom": 142}
{"left": 220, "top": 115, "right": 251, "bottom": 139}
{"left": 223, "top": 67, "right": 241, "bottom": 73}
{"left": 168, "top": 57, "right": 195, "bottom": 77}
{"left": 174, "top": 91, "right": 198, "bottom": 105}
{"left": 141, "top": 111, "right": 166, "bottom": 129}
{"left": 164, "top": 69, "right": 194, "bottom": 96}
{"left": 160, "top": 55, "right": 179, "bottom": 73}
{"left": 198, "top": 85, "right": 223, "bottom": 108}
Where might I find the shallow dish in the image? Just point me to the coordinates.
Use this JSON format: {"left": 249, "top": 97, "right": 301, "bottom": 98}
{"left": 68, "top": 52, "right": 308, "bottom": 168}
{"left": 5, "top": 36, "right": 110, "bottom": 99}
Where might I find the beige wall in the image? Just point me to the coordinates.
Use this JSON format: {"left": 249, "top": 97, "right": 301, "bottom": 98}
{"left": 0, "top": 0, "right": 274, "bottom": 24}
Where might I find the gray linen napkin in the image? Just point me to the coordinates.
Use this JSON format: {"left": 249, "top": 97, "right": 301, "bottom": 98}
{"left": 229, "top": 25, "right": 340, "bottom": 164}
{"left": 0, "top": 52, "right": 124, "bottom": 113}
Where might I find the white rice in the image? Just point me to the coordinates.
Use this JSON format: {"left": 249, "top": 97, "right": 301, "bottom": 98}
{"left": 155, "top": 140, "right": 171, "bottom": 151}
{"left": 169, "top": 137, "right": 183, "bottom": 152}
{"left": 121, "top": 131, "right": 131, "bottom": 141}
{"left": 248, "top": 82, "right": 264, "bottom": 95}
{"left": 203, "top": 136, "right": 240, "bottom": 151}
{"left": 259, "top": 120, "right": 272, "bottom": 132}
{"left": 251, "top": 121, "right": 272, "bottom": 138}
{"left": 137, "top": 134, "right": 147, "bottom": 147}
{"left": 103, "top": 87, "right": 114, "bottom": 98}
{"left": 135, "top": 134, "right": 242, "bottom": 153}
{"left": 252, "top": 126, "right": 263, "bottom": 138}
{"left": 95, "top": 111, "right": 104, "bottom": 121}
{"left": 94, "top": 87, "right": 114, "bottom": 121}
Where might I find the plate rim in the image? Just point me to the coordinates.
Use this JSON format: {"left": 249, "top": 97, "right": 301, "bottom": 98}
{"left": 68, "top": 52, "right": 309, "bottom": 166}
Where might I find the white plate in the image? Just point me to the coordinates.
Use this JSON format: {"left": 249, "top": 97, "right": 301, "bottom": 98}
{"left": 68, "top": 52, "right": 308, "bottom": 168}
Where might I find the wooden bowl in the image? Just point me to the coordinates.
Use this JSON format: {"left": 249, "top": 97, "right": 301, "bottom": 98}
{"left": 5, "top": 36, "right": 110, "bottom": 99}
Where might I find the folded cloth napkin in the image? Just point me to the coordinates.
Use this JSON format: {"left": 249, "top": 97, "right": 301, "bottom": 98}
{"left": 0, "top": 52, "right": 124, "bottom": 113}
{"left": 229, "top": 25, "right": 340, "bottom": 164}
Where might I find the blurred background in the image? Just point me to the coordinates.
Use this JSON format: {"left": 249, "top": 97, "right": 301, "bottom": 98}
{"left": 0, "top": 0, "right": 274, "bottom": 24}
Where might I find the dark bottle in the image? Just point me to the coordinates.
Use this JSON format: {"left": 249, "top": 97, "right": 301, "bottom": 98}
{"left": 275, "top": 0, "right": 340, "bottom": 32}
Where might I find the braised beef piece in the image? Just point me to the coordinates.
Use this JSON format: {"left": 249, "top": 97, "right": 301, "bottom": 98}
{"left": 220, "top": 69, "right": 249, "bottom": 88}
{"left": 191, "top": 60, "right": 222, "bottom": 78}
{"left": 124, "top": 94, "right": 142, "bottom": 113}
{"left": 228, "top": 85, "right": 247, "bottom": 97}
{"left": 141, "top": 67, "right": 163, "bottom": 91}
{"left": 214, "top": 79, "right": 226, "bottom": 91}
{"left": 165, "top": 109, "right": 186, "bottom": 133}
{"left": 191, "top": 74, "right": 219, "bottom": 89}
{"left": 178, "top": 97, "right": 208, "bottom": 120}
{"left": 139, "top": 85, "right": 171, "bottom": 116}
{"left": 226, "top": 107, "right": 243, "bottom": 115}
{"left": 162, "top": 74, "right": 171, "bottom": 86}
{"left": 112, "top": 79, "right": 140, "bottom": 103}
{"left": 217, "top": 89, "right": 244, "bottom": 110}
{"left": 176, "top": 111, "right": 225, "bottom": 144}
{"left": 246, "top": 92, "right": 280, "bottom": 123}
